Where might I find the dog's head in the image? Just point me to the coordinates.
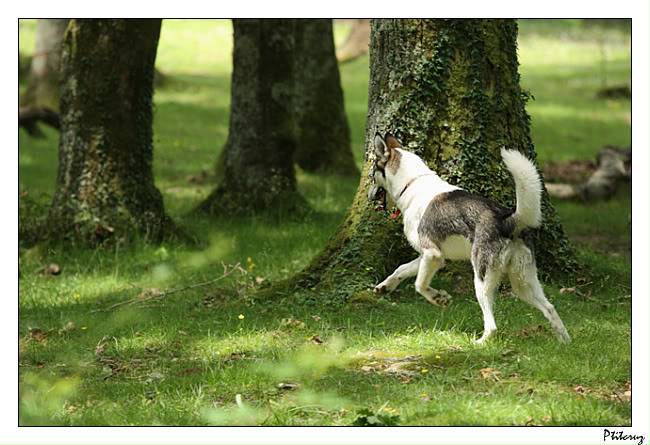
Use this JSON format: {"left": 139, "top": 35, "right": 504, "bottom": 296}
{"left": 367, "top": 132, "right": 403, "bottom": 206}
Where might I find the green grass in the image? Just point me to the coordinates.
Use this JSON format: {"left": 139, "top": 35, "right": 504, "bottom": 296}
{"left": 18, "top": 19, "right": 631, "bottom": 426}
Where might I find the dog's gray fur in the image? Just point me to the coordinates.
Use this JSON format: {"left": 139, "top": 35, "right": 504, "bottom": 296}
{"left": 418, "top": 190, "right": 517, "bottom": 279}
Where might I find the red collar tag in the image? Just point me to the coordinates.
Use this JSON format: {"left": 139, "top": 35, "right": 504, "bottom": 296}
{"left": 389, "top": 209, "right": 401, "bottom": 219}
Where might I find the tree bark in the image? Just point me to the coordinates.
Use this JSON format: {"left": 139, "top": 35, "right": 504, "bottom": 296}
{"left": 292, "top": 19, "right": 576, "bottom": 299}
{"left": 336, "top": 19, "right": 371, "bottom": 64}
{"left": 46, "top": 19, "right": 174, "bottom": 244}
{"left": 198, "top": 19, "right": 305, "bottom": 215}
{"left": 294, "top": 19, "right": 359, "bottom": 176}
{"left": 21, "top": 19, "right": 69, "bottom": 111}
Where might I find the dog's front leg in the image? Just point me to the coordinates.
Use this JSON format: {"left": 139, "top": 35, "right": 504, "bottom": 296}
{"left": 374, "top": 257, "right": 421, "bottom": 294}
{"left": 414, "top": 248, "right": 451, "bottom": 307}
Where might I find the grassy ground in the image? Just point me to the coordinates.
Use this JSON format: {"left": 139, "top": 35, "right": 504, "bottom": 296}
{"left": 18, "top": 19, "right": 631, "bottom": 426}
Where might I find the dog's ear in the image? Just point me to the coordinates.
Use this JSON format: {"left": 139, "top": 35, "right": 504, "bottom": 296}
{"left": 384, "top": 133, "right": 402, "bottom": 150}
{"left": 374, "top": 133, "right": 391, "bottom": 168}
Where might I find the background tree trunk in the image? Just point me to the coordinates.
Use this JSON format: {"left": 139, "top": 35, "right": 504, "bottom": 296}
{"left": 199, "top": 19, "right": 305, "bottom": 215}
{"left": 336, "top": 19, "right": 371, "bottom": 64}
{"left": 46, "top": 19, "right": 173, "bottom": 244}
{"left": 21, "top": 19, "right": 69, "bottom": 111}
{"left": 294, "top": 19, "right": 359, "bottom": 176}
{"left": 292, "top": 19, "right": 576, "bottom": 299}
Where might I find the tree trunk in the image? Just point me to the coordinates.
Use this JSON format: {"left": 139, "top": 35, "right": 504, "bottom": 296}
{"left": 198, "top": 19, "right": 305, "bottom": 215}
{"left": 292, "top": 19, "right": 575, "bottom": 299}
{"left": 294, "top": 19, "right": 359, "bottom": 176}
{"left": 336, "top": 19, "right": 371, "bottom": 64}
{"left": 46, "top": 19, "right": 174, "bottom": 244}
{"left": 21, "top": 19, "right": 69, "bottom": 111}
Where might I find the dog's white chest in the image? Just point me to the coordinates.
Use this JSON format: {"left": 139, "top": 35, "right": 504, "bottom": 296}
{"left": 440, "top": 235, "right": 472, "bottom": 260}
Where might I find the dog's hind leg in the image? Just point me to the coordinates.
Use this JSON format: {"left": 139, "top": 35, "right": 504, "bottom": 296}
{"left": 509, "top": 270, "right": 571, "bottom": 343}
{"left": 508, "top": 246, "right": 571, "bottom": 343}
{"left": 375, "top": 257, "right": 420, "bottom": 294}
{"left": 473, "top": 268, "right": 502, "bottom": 344}
{"left": 414, "top": 247, "right": 451, "bottom": 306}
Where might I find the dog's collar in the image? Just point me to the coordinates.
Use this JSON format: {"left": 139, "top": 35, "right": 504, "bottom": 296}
{"left": 398, "top": 174, "right": 435, "bottom": 199}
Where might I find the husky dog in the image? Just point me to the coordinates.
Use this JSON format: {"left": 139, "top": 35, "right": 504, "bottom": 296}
{"left": 368, "top": 133, "right": 571, "bottom": 344}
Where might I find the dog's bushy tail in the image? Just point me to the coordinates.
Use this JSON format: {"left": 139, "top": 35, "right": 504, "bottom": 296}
{"left": 501, "top": 148, "right": 543, "bottom": 231}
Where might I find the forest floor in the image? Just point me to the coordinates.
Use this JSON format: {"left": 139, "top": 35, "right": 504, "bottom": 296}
{"left": 18, "top": 19, "right": 631, "bottom": 425}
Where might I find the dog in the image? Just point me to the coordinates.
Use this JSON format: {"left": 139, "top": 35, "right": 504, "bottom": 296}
{"left": 368, "top": 133, "right": 571, "bottom": 344}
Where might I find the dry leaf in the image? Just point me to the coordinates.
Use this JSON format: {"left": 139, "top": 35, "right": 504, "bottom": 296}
{"left": 277, "top": 382, "right": 300, "bottom": 391}
{"left": 560, "top": 287, "right": 576, "bottom": 294}
{"left": 479, "top": 367, "right": 501, "bottom": 381}
{"left": 58, "top": 321, "right": 75, "bottom": 334}
{"left": 137, "top": 288, "right": 162, "bottom": 301}
{"left": 280, "top": 317, "right": 305, "bottom": 329}
{"left": 610, "top": 381, "right": 631, "bottom": 403}
{"left": 39, "top": 263, "right": 61, "bottom": 276}
{"left": 310, "top": 335, "right": 324, "bottom": 344}
{"left": 27, "top": 327, "right": 47, "bottom": 343}
{"left": 573, "top": 384, "right": 588, "bottom": 394}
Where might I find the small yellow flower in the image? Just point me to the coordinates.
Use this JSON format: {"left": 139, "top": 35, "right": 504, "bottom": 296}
{"left": 238, "top": 314, "right": 245, "bottom": 320}
{"left": 435, "top": 355, "right": 441, "bottom": 359}
{"left": 81, "top": 326, "right": 87, "bottom": 330}
{"left": 420, "top": 368, "right": 429, "bottom": 374}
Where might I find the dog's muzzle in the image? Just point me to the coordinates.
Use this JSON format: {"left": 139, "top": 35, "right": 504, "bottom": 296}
{"left": 368, "top": 184, "right": 387, "bottom": 210}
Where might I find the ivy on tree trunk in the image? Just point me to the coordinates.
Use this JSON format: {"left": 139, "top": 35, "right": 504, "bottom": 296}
{"left": 46, "top": 19, "right": 174, "bottom": 244}
{"left": 290, "top": 19, "right": 575, "bottom": 302}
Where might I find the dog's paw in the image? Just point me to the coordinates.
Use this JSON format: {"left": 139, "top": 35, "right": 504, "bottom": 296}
{"left": 422, "top": 288, "right": 452, "bottom": 307}
{"left": 374, "top": 279, "right": 398, "bottom": 294}
{"left": 431, "top": 289, "right": 452, "bottom": 307}
{"left": 556, "top": 330, "right": 572, "bottom": 344}
{"left": 374, "top": 284, "right": 387, "bottom": 294}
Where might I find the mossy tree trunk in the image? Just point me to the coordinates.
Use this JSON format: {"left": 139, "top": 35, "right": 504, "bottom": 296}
{"left": 295, "top": 19, "right": 575, "bottom": 298}
{"left": 199, "top": 19, "right": 305, "bottom": 215}
{"left": 21, "top": 19, "right": 70, "bottom": 111}
{"left": 294, "top": 19, "right": 359, "bottom": 176}
{"left": 46, "top": 19, "right": 174, "bottom": 244}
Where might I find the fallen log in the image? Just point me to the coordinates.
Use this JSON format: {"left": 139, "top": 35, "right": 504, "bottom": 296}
{"left": 19, "top": 106, "right": 60, "bottom": 137}
{"left": 545, "top": 145, "right": 631, "bottom": 201}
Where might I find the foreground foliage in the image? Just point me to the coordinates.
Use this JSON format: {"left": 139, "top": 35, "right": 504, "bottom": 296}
{"left": 19, "top": 19, "right": 631, "bottom": 425}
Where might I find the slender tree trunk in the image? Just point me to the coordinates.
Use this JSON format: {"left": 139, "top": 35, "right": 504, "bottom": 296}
{"left": 336, "top": 19, "right": 371, "bottom": 64}
{"left": 199, "top": 19, "right": 305, "bottom": 215}
{"left": 21, "top": 19, "right": 69, "bottom": 111}
{"left": 46, "top": 19, "right": 174, "bottom": 244}
{"left": 294, "top": 19, "right": 359, "bottom": 176}
{"left": 292, "top": 19, "right": 575, "bottom": 299}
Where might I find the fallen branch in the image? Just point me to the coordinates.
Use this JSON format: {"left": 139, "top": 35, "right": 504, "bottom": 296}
{"left": 93, "top": 262, "right": 241, "bottom": 312}
{"left": 19, "top": 106, "right": 60, "bottom": 137}
{"left": 545, "top": 145, "right": 631, "bottom": 201}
